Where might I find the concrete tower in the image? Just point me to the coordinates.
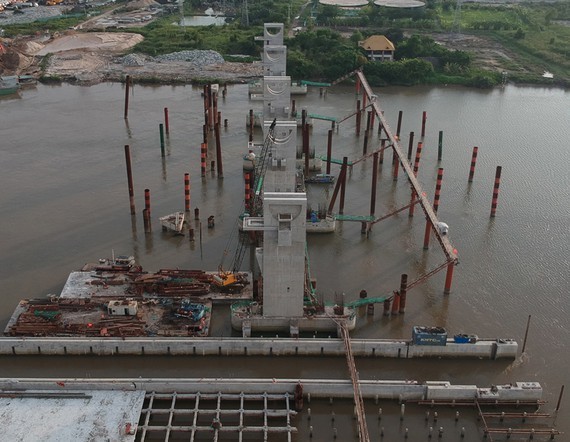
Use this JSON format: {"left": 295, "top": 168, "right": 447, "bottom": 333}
{"left": 244, "top": 23, "right": 308, "bottom": 320}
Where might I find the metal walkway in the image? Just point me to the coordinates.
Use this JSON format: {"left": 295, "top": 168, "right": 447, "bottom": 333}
{"left": 308, "top": 113, "right": 337, "bottom": 122}
{"left": 356, "top": 71, "right": 458, "bottom": 264}
{"left": 339, "top": 322, "right": 370, "bottom": 442}
{"left": 301, "top": 80, "right": 332, "bottom": 87}
{"left": 335, "top": 214, "right": 375, "bottom": 222}
{"left": 317, "top": 155, "right": 353, "bottom": 166}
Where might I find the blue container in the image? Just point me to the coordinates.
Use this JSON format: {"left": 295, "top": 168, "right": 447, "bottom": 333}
{"left": 453, "top": 334, "right": 478, "bottom": 344}
{"left": 412, "top": 326, "right": 447, "bottom": 346}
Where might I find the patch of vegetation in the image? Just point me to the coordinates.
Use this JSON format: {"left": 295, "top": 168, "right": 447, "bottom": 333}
{"left": 1, "top": 17, "right": 84, "bottom": 37}
{"left": 363, "top": 58, "right": 434, "bottom": 86}
{"left": 436, "top": 1, "right": 570, "bottom": 82}
{"left": 224, "top": 55, "right": 257, "bottom": 63}
{"left": 490, "top": 26, "right": 570, "bottom": 79}
{"left": 286, "top": 28, "right": 362, "bottom": 81}
{"left": 130, "top": 19, "right": 263, "bottom": 57}
{"left": 38, "top": 74, "right": 62, "bottom": 83}
{"left": 38, "top": 53, "right": 53, "bottom": 71}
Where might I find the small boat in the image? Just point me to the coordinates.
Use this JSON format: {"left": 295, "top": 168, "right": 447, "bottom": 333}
{"left": 92, "top": 254, "right": 137, "bottom": 272}
{"left": 159, "top": 211, "right": 185, "bottom": 235}
{"left": 0, "top": 76, "right": 20, "bottom": 96}
{"left": 305, "top": 173, "right": 335, "bottom": 184}
{"left": 16, "top": 75, "right": 37, "bottom": 85}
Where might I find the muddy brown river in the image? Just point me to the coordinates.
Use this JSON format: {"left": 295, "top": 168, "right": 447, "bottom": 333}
{"left": 0, "top": 82, "right": 568, "bottom": 440}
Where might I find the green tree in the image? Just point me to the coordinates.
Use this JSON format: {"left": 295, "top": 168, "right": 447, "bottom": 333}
{"left": 350, "top": 30, "right": 363, "bottom": 45}
{"left": 317, "top": 5, "right": 340, "bottom": 25}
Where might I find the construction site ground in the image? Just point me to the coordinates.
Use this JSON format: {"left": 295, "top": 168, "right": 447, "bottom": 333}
{"left": 1, "top": 29, "right": 262, "bottom": 83}
{"left": 0, "top": 3, "right": 262, "bottom": 83}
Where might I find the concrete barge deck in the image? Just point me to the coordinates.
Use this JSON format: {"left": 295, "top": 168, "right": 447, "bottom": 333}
{"left": 0, "top": 336, "right": 518, "bottom": 358}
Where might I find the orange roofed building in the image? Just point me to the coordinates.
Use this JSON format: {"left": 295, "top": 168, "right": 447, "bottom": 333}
{"left": 358, "top": 35, "right": 395, "bottom": 62}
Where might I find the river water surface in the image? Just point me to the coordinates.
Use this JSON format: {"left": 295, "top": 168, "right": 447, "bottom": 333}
{"left": 0, "top": 82, "right": 568, "bottom": 440}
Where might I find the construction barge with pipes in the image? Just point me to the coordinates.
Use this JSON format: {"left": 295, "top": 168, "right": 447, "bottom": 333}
{"left": 3, "top": 257, "right": 253, "bottom": 338}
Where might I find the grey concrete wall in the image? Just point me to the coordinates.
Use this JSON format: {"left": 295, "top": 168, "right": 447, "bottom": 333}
{"left": 263, "top": 46, "right": 287, "bottom": 76}
{"left": 262, "top": 193, "right": 306, "bottom": 318}
{"left": 0, "top": 337, "right": 518, "bottom": 358}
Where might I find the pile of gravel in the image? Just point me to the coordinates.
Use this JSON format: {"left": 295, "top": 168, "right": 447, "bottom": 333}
{"left": 115, "top": 50, "right": 225, "bottom": 69}
{"left": 0, "top": 5, "right": 65, "bottom": 26}
{"left": 118, "top": 53, "right": 149, "bottom": 67}
{"left": 154, "top": 50, "right": 224, "bottom": 66}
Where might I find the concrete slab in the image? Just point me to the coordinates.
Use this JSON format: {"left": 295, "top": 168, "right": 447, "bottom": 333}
{"left": 0, "top": 389, "right": 145, "bottom": 442}
{"left": 60, "top": 271, "right": 130, "bottom": 299}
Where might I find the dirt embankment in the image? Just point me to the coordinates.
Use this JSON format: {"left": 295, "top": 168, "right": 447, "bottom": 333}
{"left": 1, "top": 31, "right": 262, "bottom": 84}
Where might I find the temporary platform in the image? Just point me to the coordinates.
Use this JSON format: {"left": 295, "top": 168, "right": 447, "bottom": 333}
{"left": 0, "top": 378, "right": 549, "bottom": 442}
{"left": 1, "top": 388, "right": 145, "bottom": 442}
{"left": 232, "top": 304, "right": 356, "bottom": 335}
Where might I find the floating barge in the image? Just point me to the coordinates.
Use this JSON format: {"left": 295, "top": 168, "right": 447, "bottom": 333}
{"left": 305, "top": 173, "right": 335, "bottom": 184}
{"left": 0, "top": 331, "right": 519, "bottom": 358}
{"left": 3, "top": 259, "right": 253, "bottom": 339}
{"left": 5, "top": 296, "right": 213, "bottom": 338}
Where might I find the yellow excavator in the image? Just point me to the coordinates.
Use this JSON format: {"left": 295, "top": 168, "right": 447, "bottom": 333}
{"left": 212, "top": 266, "right": 247, "bottom": 293}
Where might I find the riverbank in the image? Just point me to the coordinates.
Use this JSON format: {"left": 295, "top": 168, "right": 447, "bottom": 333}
{"left": 2, "top": 23, "right": 565, "bottom": 88}
{"left": 0, "top": 30, "right": 263, "bottom": 84}
{"left": 43, "top": 47, "right": 263, "bottom": 85}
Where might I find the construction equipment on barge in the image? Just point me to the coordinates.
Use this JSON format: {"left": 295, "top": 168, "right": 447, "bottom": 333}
{"left": 159, "top": 211, "right": 185, "bottom": 235}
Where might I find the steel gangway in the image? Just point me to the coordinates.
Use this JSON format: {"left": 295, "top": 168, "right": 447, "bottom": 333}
{"left": 339, "top": 321, "right": 370, "bottom": 442}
